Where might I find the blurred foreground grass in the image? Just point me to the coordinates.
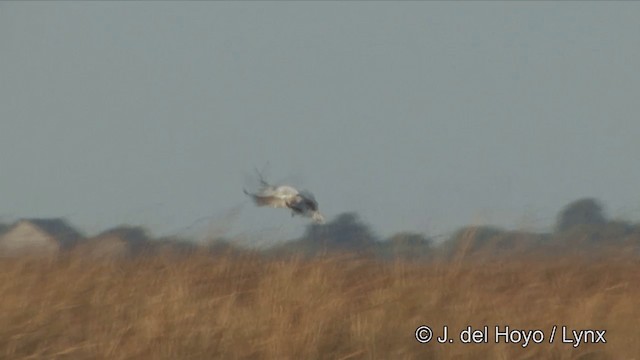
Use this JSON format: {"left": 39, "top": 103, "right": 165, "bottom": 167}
{"left": 0, "top": 248, "right": 638, "bottom": 359}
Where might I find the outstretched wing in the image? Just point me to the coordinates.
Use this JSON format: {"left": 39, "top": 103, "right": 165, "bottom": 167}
{"left": 244, "top": 185, "right": 299, "bottom": 209}
{"left": 244, "top": 189, "right": 288, "bottom": 208}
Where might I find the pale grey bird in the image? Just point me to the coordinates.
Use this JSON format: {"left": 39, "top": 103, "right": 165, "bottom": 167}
{"left": 243, "top": 175, "right": 325, "bottom": 224}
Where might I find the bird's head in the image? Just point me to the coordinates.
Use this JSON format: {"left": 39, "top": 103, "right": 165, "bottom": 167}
{"left": 311, "top": 211, "right": 325, "bottom": 224}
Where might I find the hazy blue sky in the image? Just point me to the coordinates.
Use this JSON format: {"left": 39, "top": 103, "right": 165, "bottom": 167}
{"left": 2, "top": 2, "right": 640, "bottom": 245}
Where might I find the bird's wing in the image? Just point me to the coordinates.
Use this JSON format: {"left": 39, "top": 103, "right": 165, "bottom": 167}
{"left": 245, "top": 191, "right": 289, "bottom": 208}
{"left": 271, "top": 186, "right": 300, "bottom": 200}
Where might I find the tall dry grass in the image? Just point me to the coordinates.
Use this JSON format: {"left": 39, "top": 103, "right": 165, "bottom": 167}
{"left": 0, "top": 248, "right": 638, "bottom": 359}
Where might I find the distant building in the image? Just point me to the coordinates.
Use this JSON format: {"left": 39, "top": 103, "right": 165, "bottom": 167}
{"left": 0, "top": 218, "right": 83, "bottom": 257}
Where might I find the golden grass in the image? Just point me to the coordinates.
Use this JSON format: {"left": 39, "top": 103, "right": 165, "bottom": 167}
{"left": 0, "top": 249, "right": 638, "bottom": 359}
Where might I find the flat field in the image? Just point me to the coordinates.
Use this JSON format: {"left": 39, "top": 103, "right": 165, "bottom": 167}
{"left": 0, "top": 250, "right": 637, "bottom": 359}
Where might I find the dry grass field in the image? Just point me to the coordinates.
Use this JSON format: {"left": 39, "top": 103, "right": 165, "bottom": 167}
{"left": 0, "top": 247, "right": 638, "bottom": 360}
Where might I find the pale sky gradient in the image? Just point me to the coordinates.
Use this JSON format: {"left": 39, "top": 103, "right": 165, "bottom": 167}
{"left": 2, "top": 2, "right": 640, "bottom": 245}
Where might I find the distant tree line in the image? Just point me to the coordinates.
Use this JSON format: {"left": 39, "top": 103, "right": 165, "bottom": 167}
{"left": 2, "top": 197, "right": 638, "bottom": 261}
{"left": 266, "top": 197, "right": 640, "bottom": 260}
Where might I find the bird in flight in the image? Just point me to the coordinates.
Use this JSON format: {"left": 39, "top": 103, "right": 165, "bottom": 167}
{"left": 243, "top": 172, "right": 325, "bottom": 224}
